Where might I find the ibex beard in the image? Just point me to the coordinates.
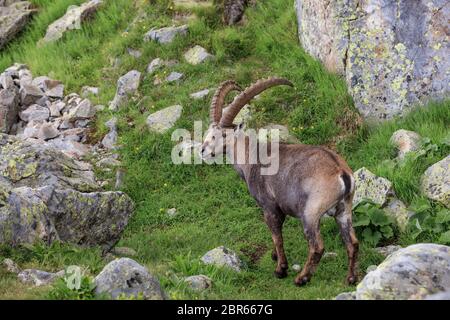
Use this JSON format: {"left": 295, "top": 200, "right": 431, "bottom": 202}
{"left": 200, "top": 78, "right": 359, "bottom": 286}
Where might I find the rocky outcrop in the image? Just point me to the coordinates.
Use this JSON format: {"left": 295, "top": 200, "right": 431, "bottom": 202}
{"left": 143, "top": 25, "right": 188, "bottom": 44}
{"left": 0, "top": 134, "right": 134, "bottom": 250}
{"left": 41, "top": 0, "right": 103, "bottom": 43}
{"left": 353, "top": 167, "right": 394, "bottom": 207}
{"left": 421, "top": 155, "right": 450, "bottom": 208}
{"left": 18, "top": 268, "right": 65, "bottom": 286}
{"left": 94, "top": 258, "right": 166, "bottom": 300}
{"left": 0, "top": 1, "right": 35, "bottom": 49}
{"left": 355, "top": 244, "right": 450, "bottom": 300}
{"left": 295, "top": 0, "right": 450, "bottom": 120}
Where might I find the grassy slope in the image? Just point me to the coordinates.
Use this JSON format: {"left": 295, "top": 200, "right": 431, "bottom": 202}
{"left": 0, "top": 0, "right": 449, "bottom": 299}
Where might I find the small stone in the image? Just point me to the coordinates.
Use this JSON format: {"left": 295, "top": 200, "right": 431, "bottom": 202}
{"left": 127, "top": 48, "right": 142, "bottom": 58}
{"left": 184, "top": 275, "right": 212, "bottom": 291}
{"left": 421, "top": 155, "right": 450, "bottom": 208}
{"left": 44, "top": 80, "right": 64, "bottom": 99}
{"left": 146, "top": 58, "right": 163, "bottom": 74}
{"left": 200, "top": 246, "right": 244, "bottom": 272}
{"left": 37, "top": 122, "right": 60, "bottom": 140}
{"left": 95, "top": 105, "right": 105, "bottom": 112}
{"left": 109, "top": 70, "right": 141, "bottom": 111}
{"left": 323, "top": 252, "right": 338, "bottom": 259}
{"left": 111, "top": 246, "right": 137, "bottom": 257}
{"left": 291, "top": 264, "right": 302, "bottom": 272}
{"left": 167, "top": 208, "right": 177, "bottom": 217}
{"left": 166, "top": 72, "right": 184, "bottom": 83}
{"left": 97, "top": 156, "right": 121, "bottom": 167}
{"left": 390, "top": 129, "right": 422, "bottom": 159}
{"left": 184, "top": 45, "right": 214, "bottom": 65}
{"left": 190, "top": 88, "right": 211, "bottom": 100}
{"left": 18, "top": 269, "right": 65, "bottom": 287}
{"left": 144, "top": 25, "right": 188, "bottom": 44}
{"left": 335, "top": 291, "right": 356, "bottom": 300}
{"left": 146, "top": 105, "right": 182, "bottom": 133}
{"left": 425, "top": 290, "right": 450, "bottom": 300}
{"left": 94, "top": 258, "right": 166, "bottom": 300}
{"left": 19, "top": 104, "right": 50, "bottom": 122}
{"left": 384, "top": 199, "right": 413, "bottom": 230}
{"left": 2, "top": 258, "right": 20, "bottom": 273}
{"left": 81, "top": 86, "right": 99, "bottom": 97}
{"left": 68, "top": 99, "right": 95, "bottom": 120}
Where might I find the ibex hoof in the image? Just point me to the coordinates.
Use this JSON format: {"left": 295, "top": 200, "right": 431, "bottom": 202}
{"left": 294, "top": 276, "right": 310, "bottom": 286}
{"left": 274, "top": 269, "right": 288, "bottom": 279}
{"left": 271, "top": 251, "right": 278, "bottom": 261}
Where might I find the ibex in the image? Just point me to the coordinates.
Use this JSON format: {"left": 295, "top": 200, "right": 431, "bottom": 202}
{"left": 200, "top": 78, "right": 359, "bottom": 286}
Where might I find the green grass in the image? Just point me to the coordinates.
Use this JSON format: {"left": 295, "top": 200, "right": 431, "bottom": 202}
{"left": 0, "top": 0, "right": 449, "bottom": 300}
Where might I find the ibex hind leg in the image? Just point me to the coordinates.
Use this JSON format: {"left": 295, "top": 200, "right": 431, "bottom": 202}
{"left": 334, "top": 199, "right": 359, "bottom": 285}
{"left": 295, "top": 213, "right": 324, "bottom": 286}
{"left": 263, "top": 211, "right": 288, "bottom": 278}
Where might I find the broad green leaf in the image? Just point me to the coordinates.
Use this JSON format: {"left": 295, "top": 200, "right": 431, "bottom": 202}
{"left": 380, "top": 225, "right": 393, "bottom": 238}
{"left": 435, "top": 209, "right": 450, "bottom": 224}
{"left": 362, "top": 228, "right": 382, "bottom": 246}
{"left": 370, "top": 209, "right": 390, "bottom": 226}
{"left": 353, "top": 214, "right": 370, "bottom": 227}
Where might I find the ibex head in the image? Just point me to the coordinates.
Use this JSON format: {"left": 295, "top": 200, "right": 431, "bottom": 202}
{"left": 200, "top": 77, "right": 293, "bottom": 160}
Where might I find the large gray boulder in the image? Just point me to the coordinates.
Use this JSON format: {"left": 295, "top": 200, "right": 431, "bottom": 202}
{"left": 0, "top": 1, "right": 35, "bottom": 49}
{"left": 94, "top": 258, "right": 166, "bottom": 300}
{"left": 0, "top": 134, "right": 134, "bottom": 250}
{"left": 41, "top": 0, "right": 103, "bottom": 43}
{"left": 353, "top": 167, "right": 394, "bottom": 207}
{"left": 356, "top": 244, "right": 450, "bottom": 300}
{"left": 295, "top": 0, "right": 449, "bottom": 120}
{"left": 421, "top": 155, "right": 450, "bottom": 208}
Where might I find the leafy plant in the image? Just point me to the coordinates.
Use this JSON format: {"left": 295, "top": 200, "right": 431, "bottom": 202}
{"left": 407, "top": 198, "right": 450, "bottom": 244}
{"left": 47, "top": 267, "right": 98, "bottom": 300}
{"left": 353, "top": 201, "right": 396, "bottom": 247}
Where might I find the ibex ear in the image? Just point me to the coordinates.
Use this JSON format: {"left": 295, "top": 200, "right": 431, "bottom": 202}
{"left": 234, "top": 122, "right": 245, "bottom": 132}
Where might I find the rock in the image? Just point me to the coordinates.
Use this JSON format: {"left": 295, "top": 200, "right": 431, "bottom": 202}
{"left": 355, "top": 244, "right": 450, "bottom": 300}
{"left": 166, "top": 208, "right": 177, "bottom": 217}
{"left": 421, "top": 155, "right": 450, "bottom": 208}
{"left": 37, "top": 122, "right": 59, "bottom": 140}
{"left": 165, "top": 72, "right": 183, "bottom": 83}
{"left": 144, "top": 25, "right": 188, "bottom": 44}
{"left": 0, "top": 1, "right": 35, "bottom": 50}
{"left": 146, "top": 58, "right": 164, "bottom": 74}
{"left": 49, "top": 138, "right": 90, "bottom": 159}
{"left": 19, "top": 104, "right": 49, "bottom": 122}
{"left": 291, "top": 264, "right": 302, "bottom": 272}
{"left": 374, "top": 245, "right": 402, "bottom": 258}
{"left": 20, "top": 84, "right": 44, "bottom": 107}
{"left": 190, "top": 88, "right": 211, "bottom": 100}
{"left": 425, "top": 290, "right": 450, "bottom": 300}
{"left": 67, "top": 98, "right": 95, "bottom": 120}
{"left": 102, "top": 118, "right": 118, "bottom": 150}
{"left": 109, "top": 70, "right": 141, "bottom": 111}
{"left": 94, "top": 258, "right": 166, "bottom": 300}
{"left": 81, "top": 86, "right": 99, "bottom": 97}
{"left": 0, "top": 75, "right": 20, "bottom": 133}
{"left": 184, "top": 275, "right": 212, "bottom": 291}
{"left": 295, "top": 0, "right": 450, "bottom": 120}
{"left": 146, "top": 105, "right": 182, "bottom": 133}
{"left": 0, "top": 134, "right": 134, "bottom": 250}
{"left": 111, "top": 246, "right": 137, "bottom": 257}
{"left": 18, "top": 269, "right": 65, "bottom": 286}
{"left": 390, "top": 130, "right": 422, "bottom": 159}
{"left": 384, "top": 198, "right": 413, "bottom": 230}
{"left": 353, "top": 167, "right": 394, "bottom": 208}
{"left": 2, "top": 258, "right": 20, "bottom": 273}
{"left": 335, "top": 291, "right": 356, "bottom": 300}
{"left": 41, "top": 0, "right": 103, "bottom": 43}
{"left": 323, "top": 252, "right": 337, "bottom": 259}
{"left": 44, "top": 80, "right": 64, "bottom": 99}
{"left": 127, "top": 48, "right": 142, "bottom": 59}
{"left": 223, "top": 0, "right": 247, "bottom": 25}
{"left": 97, "top": 156, "right": 121, "bottom": 167}
{"left": 184, "top": 45, "right": 213, "bottom": 65}
{"left": 200, "top": 246, "right": 244, "bottom": 272}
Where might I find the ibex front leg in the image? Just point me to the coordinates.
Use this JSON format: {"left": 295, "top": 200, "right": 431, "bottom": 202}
{"left": 264, "top": 211, "right": 288, "bottom": 278}
{"left": 295, "top": 215, "right": 324, "bottom": 286}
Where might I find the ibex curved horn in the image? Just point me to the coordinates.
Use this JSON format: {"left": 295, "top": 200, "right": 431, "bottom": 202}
{"left": 210, "top": 80, "right": 242, "bottom": 124}
{"left": 219, "top": 77, "right": 293, "bottom": 127}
